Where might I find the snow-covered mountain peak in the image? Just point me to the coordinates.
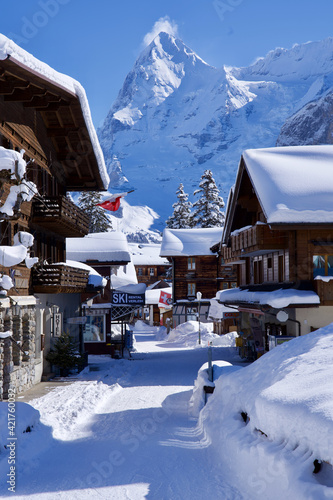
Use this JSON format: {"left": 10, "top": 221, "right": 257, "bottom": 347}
{"left": 99, "top": 34, "right": 333, "bottom": 231}
{"left": 232, "top": 38, "right": 333, "bottom": 83}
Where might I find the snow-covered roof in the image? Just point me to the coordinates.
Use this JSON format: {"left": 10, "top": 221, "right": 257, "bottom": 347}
{"left": 66, "top": 232, "right": 131, "bottom": 263}
{"left": 0, "top": 34, "right": 109, "bottom": 189}
{"left": 66, "top": 260, "right": 107, "bottom": 288}
{"left": 160, "top": 227, "right": 222, "bottom": 257}
{"left": 217, "top": 287, "right": 320, "bottom": 309}
{"left": 243, "top": 145, "right": 333, "bottom": 224}
{"left": 208, "top": 298, "right": 239, "bottom": 320}
{"left": 129, "top": 243, "right": 169, "bottom": 266}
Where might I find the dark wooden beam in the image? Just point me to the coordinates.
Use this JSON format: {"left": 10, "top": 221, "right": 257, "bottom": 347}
{"left": 47, "top": 127, "right": 79, "bottom": 137}
{"left": 4, "top": 87, "right": 46, "bottom": 102}
{"left": 23, "top": 94, "right": 62, "bottom": 108}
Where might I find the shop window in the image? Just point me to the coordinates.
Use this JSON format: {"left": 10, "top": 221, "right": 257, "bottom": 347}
{"left": 313, "top": 255, "right": 333, "bottom": 277}
{"left": 188, "top": 257, "right": 196, "bottom": 270}
{"left": 83, "top": 315, "right": 105, "bottom": 343}
{"left": 188, "top": 283, "right": 196, "bottom": 296}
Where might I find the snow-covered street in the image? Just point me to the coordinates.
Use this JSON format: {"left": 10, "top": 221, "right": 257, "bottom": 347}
{"left": 0, "top": 326, "right": 243, "bottom": 499}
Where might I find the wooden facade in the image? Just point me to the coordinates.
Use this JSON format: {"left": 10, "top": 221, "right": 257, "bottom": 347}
{"left": 0, "top": 53, "right": 107, "bottom": 297}
{"left": 135, "top": 264, "right": 169, "bottom": 286}
{"left": 171, "top": 255, "right": 219, "bottom": 302}
{"left": 219, "top": 151, "right": 333, "bottom": 356}
{"left": 0, "top": 42, "right": 108, "bottom": 397}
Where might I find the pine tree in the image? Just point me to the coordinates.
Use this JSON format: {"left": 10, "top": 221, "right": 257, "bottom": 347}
{"left": 191, "top": 170, "right": 225, "bottom": 228}
{"left": 78, "top": 191, "right": 112, "bottom": 233}
{"left": 166, "top": 183, "right": 193, "bottom": 228}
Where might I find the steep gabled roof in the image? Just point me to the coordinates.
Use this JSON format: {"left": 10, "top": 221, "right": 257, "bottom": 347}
{"left": 223, "top": 145, "right": 333, "bottom": 244}
{"left": 243, "top": 145, "right": 333, "bottom": 224}
{"left": 0, "top": 34, "right": 109, "bottom": 190}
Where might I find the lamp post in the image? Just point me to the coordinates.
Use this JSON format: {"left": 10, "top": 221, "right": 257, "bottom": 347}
{"left": 196, "top": 291, "right": 202, "bottom": 345}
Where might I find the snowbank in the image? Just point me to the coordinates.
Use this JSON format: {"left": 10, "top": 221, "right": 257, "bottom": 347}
{"left": 30, "top": 381, "right": 122, "bottom": 441}
{"left": 189, "top": 360, "right": 240, "bottom": 417}
{"left": 167, "top": 321, "right": 237, "bottom": 348}
{"left": 0, "top": 402, "right": 40, "bottom": 450}
{"left": 198, "top": 322, "right": 333, "bottom": 498}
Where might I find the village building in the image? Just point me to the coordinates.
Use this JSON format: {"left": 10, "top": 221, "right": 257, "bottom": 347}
{"left": 218, "top": 145, "right": 333, "bottom": 358}
{"left": 160, "top": 227, "right": 222, "bottom": 327}
{"left": 0, "top": 35, "right": 109, "bottom": 398}
{"left": 67, "top": 232, "right": 143, "bottom": 357}
{"left": 129, "top": 242, "right": 171, "bottom": 286}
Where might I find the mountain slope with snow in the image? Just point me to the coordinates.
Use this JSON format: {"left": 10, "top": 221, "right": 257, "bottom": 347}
{"left": 99, "top": 34, "right": 333, "bottom": 229}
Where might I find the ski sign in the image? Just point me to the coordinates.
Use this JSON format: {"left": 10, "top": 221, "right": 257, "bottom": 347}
{"left": 111, "top": 291, "right": 145, "bottom": 306}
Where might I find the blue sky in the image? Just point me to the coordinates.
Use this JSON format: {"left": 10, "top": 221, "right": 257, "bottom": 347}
{"left": 1, "top": 0, "right": 333, "bottom": 127}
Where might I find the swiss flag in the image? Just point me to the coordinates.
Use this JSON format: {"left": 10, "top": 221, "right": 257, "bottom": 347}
{"left": 159, "top": 291, "right": 172, "bottom": 307}
{"left": 97, "top": 191, "right": 130, "bottom": 212}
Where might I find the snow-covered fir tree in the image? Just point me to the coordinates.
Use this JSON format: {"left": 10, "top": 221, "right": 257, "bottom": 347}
{"left": 78, "top": 191, "right": 112, "bottom": 233}
{"left": 191, "top": 170, "right": 225, "bottom": 227}
{"left": 166, "top": 183, "right": 193, "bottom": 228}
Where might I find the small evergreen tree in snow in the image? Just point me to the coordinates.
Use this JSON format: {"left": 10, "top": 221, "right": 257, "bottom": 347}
{"left": 166, "top": 183, "right": 193, "bottom": 228}
{"left": 191, "top": 170, "right": 225, "bottom": 227}
{"left": 78, "top": 191, "right": 112, "bottom": 233}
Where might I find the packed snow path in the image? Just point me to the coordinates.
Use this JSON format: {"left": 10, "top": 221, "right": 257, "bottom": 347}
{"left": 2, "top": 331, "right": 244, "bottom": 499}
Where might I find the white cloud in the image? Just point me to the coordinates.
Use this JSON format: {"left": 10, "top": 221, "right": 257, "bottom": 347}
{"left": 143, "top": 16, "right": 179, "bottom": 47}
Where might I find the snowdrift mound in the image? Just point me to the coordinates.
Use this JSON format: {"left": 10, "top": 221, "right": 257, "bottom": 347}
{"left": 167, "top": 321, "right": 237, "bottom": 348}
{"left": 201, "top": 322, "right": 333, "bottom": 468}
{"left": 0, "top": 402, "right": 40, "bottom": 450}
{"left": 30, "top": 380, "right": 122, "bottom": 441}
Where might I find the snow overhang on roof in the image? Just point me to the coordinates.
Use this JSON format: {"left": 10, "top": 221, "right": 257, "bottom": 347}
{"left": 66, "top": 232, "right": 131, "bottom": 263}
{"left": 0, "top": 33, "right": 109, "bottom": 191}
{"left": 129, "top": 243, "right": 169, "bottom": 266}
{"left": 217, "top": 287, "right": 320, "bottom": 309}
{"left": 160, "top": 227, "right": 223, "bottom": 257}
{"left": 243, "top": 145, "right": 333, "bottom": 224}
{"left": 208, "top": 298, "right": 239, "bottom": 320}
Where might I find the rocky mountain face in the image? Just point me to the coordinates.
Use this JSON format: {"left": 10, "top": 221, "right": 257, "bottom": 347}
{"left": 98, "top": 34, "right": 333, "bottom": 230}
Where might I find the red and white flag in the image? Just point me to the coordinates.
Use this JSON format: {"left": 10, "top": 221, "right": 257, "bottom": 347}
{"left": 97, "top": 191, "right": 132, "bottom": 212}
{"left": 159, "top": 290, "right": 172, "bottom": 307}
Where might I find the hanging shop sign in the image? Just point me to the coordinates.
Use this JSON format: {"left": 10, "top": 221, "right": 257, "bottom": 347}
{"left": 222, "top": 312, "right": 239, "bottom": 319}
{"left": 111, "top": 291, "right": 145, "bottom": 306}
{"left": 53, "top": 313, "right": 62, "bottom": 338}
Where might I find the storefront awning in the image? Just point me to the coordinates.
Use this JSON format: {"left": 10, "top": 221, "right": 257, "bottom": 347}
{"left": 216, "top": 287, "right": 320, "bottom": 309}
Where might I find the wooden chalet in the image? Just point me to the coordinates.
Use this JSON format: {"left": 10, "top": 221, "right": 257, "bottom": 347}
{"left": 219, "top": 145, "right": 333, "bottom": 358}
{"left": 67, "top": 232, "right": 141, "bottom": 357}
{"left": 0, "top": 36, "right": 109, "bottom": 398}
{"left": 129, "top": 243, "right": 171, "bottom": 287}
{"left": 160, "top": 227, "right": 222, "bottom": 326}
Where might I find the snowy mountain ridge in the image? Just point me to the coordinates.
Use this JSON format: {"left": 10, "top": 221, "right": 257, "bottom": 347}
{"left": 98, "top": 33, "right": 333, "bottom": 231}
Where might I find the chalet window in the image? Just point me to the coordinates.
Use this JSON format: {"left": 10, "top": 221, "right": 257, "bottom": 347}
{"left": 188, "top": 283, "right": 196, "bottom": 296}
{"left": 83, "top": 314, "right": 105, "bottom": 343}
{"left": 313, "top": 255, "right": 333, "bottom": 277}
{"left": 188, "top": 257, "right": 196, "bottom": 270}
{"left": 149, "top": 268, "right": 155, "bottom": 276}
{"left": 138, "top": 268, "right": 143, "bottom": 276}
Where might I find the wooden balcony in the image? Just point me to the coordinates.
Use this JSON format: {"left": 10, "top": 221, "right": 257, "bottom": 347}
{"left": 32, "top": 264, "right": 89, "bottom": 293}
{"left": 32, "top": 195, "right": 90, "bottom": 237}
{"left": 223, "top": 224, "right": 287, "bottom": 263}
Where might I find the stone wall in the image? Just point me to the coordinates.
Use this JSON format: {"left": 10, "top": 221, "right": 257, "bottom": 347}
{"left": 0, "top": 305, "right": 36, "bottom": 400}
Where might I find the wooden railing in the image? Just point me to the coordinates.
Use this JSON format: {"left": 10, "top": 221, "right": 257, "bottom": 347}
{"left": 32, "top": 195, "right": 90, "bottom": 236}
{"left": 223, "top": 224, "right": 287, "bottom": 263}
{"left": 32, "top": 264, "right": 89, "bottom": 293}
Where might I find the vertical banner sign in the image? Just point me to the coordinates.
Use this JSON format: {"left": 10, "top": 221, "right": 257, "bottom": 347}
{"left": 53, "top": 313, "right": 62, "bottom": 338}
